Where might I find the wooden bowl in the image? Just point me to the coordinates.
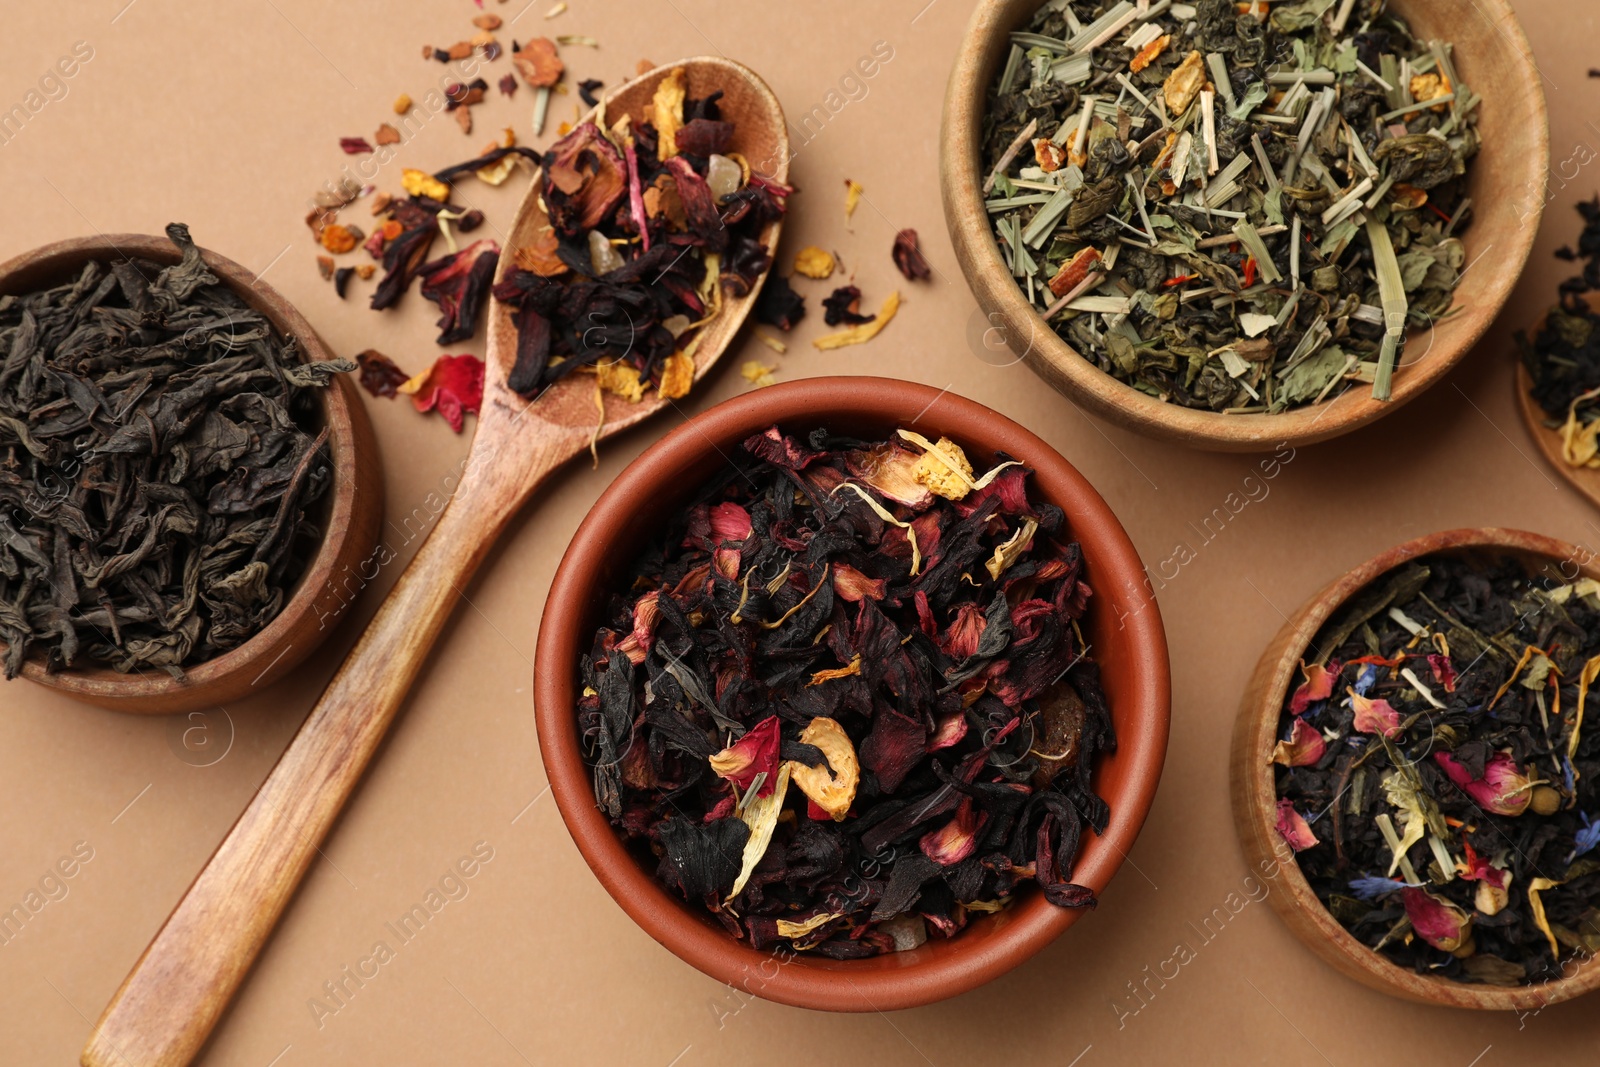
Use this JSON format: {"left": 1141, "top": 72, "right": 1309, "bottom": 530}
{"left": 0, "top": 234, "right": 382, "bottom": 714}
{"left": 535, "top": 376, "right": 1171, "bottom": 1011}
{"left": 1231, "top": 527, "right": 1600, "bottom": 1009}
{"left": 1515, "top": 329, "right": 1600, "bottom": 510}
{"left": 941, "top": 0, "right": 1549, "bottom": 452}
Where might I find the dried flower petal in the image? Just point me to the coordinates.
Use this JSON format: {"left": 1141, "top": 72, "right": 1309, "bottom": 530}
{"left": 793, "top": 246, "right": 835, "bottom": 279}
{"left": 355, "top": 349, "right": 407, "bottom": 398}
{"left": 396, "top": 353, "right": 484, "bottom": 433}
{"left": 813, "top": 290, "right": 900, "bottom": 350}
{"left": 708, "top": 715, "right": 781, "bottom": 797}
{"left": 1402, "top": 887, "right": 1473, "bottom": 953}
{"left": 892, "top": 229, "right": 931, "bottom": 281}
{"left": 1350, "top": 690, "right": 1403, "bottom": 738}
{"left": 1272, "top": 717, "right": 1327, "bottom": 767}
{"left": 1274, "top": 798, "right": 1318, "bottom": 851}
{"left": 1288, "top": 659, "right": 1338, "bottom": 715}
{"left": 401, "top": 168, "right": 451, "bottom": 202}
{"left": 1434, "top": 751, "right": 1534, "bottom": 817}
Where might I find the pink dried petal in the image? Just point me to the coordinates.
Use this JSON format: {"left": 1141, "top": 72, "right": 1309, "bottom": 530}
{"left": 1272, "top": 718, "right": 1327, "bottom": 767}
{"left": 1433, "top": 751, "right": 1532, "bottom": 816}
{"left": 920, "top": 798, "right": 988, "bottom": 866}
{"left": 1428, "top": 652, "right": 1457, "bottom": 693}
{"left": 1274, "top": 798, "right": 1319, "bottom": 851}
{"left": 1402, "top": 887, "right": 1473, "bottom": 952}
{"left": 1289, "top": 659, "right": 1339, "bottom": 715}
{"left": 614, "top": 590, "right": 661, "bottom": 665}
{"left": 928, "top": 710, "right": 969, "bottom": 752}
{"left": 1349, "top": 690, "right": 1403, "bottom": 738}
{"left": 832, "top": 563, "right": 886, "bottom": 603}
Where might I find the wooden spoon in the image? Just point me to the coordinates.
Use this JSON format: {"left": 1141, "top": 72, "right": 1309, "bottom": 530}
{"left": 82, "top": 57, "right": 787, "bottom": 1067}
{"left": 1514, "top": 322, "right": 1600, "bottom": 509}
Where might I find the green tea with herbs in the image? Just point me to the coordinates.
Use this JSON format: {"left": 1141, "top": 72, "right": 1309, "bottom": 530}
{"left": 982, "top": 0, "right": 1479, "bottom": 412}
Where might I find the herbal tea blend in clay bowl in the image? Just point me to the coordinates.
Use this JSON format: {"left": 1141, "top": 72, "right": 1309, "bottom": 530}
{"left": 536, "top": 377, "right": 1170, "bottom": 1011}
{"left": 0, "top": 227, "right": 380, "bottom": 714}
{"left": 941, "top": 0, "right": 1546, "bottom": 451}
{"left": 1233, "top": 529, "right": 1600, "bottom": 1009}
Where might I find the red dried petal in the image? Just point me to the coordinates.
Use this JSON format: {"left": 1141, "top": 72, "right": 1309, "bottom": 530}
{"left": 1350, "top": 691, "right": 1402, "bottom": 738}
{"left": 406, "top": 354, "right": 485, "bottom": 433}
{"left": 708, "top": 716, "right": 781, "bottom": 797}
{"left": 832, "top": 563, "right": 887, "bottom": 603}
{"left": 1288, "top": 659, "right": 1339, "bottom": 715}
{"left": 1274, "top": 798, "right": 1318, "bottom": 851}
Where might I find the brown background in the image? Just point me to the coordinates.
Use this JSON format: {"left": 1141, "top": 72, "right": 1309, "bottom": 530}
{"left": 2, "top": 1, "right": 1597, "bottom": 1063}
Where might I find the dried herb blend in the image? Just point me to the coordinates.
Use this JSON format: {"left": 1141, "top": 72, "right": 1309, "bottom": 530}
{"left": 493, "top": 69, "right": 791, "bottom": 402}
{"left": 0, "top": 224, "right": 352, "bottom": 679}
{"left": 1273, "top": 554, "right": 1600, "bottom": 985}
{"left": 1522, "top": 197, "right": 1600, "bottom": 467}
{"left": 983, "top": 0, "right": 1478, "bottom": 412}
{"left": 581, "top": 427, "right": 1114, "bottom": 956}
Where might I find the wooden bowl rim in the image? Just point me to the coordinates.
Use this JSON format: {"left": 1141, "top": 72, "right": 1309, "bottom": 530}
{"left": 534, "top": 375, "right": 1172, "bottom": 1011}
{"left": 939, "top": 0, "right": 1550, "bottom": 452}
{"left": 0, "top": 232, "right": 370, "bottom": 713}
{"left": 1231, "top": 526, "right": 1600, "bottom": 1009}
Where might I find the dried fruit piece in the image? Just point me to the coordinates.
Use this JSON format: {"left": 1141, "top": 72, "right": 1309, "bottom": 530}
{"left": 792, "top": 246, "right": 834, "bottom": 279}
{"left": 319, "top": 223, "right": 362, "bottom": 254}
{"left": 910, "top": 436, "right": 974, "bottom": 500}
{"left": 393, "top": 93, "right": 412, "bottom": 114}
{"left": 1162, "top": 50, "right": 1206, "bottom": 115}
{"left": 786, "top": 717, "right": 859, "bottom": 822}
{"left": 512, "top": 37, "right": 564, "bottom": 88}
{"left": 1129, "top": 33, "right": 1171, "bottom": 73}
{"left": 740, "top": 359, "right": 777, "bottom": 387}
{"left": 657, "top": 350, "right": 694, "bottom": 399}
{"left": 473, "top": 13, "right": 502, "bottom": 30}
{"left": 1033, "top": 138, "right": 1065, "bottom": 172}
{"left": 401, "top": 168, "right": 451, "bottom": 202}
{"left": 374, "top": 124, "right": 401, "bottom": 146}
{"left": 1047, "top": 246, "right": 1102, "bottom": 297}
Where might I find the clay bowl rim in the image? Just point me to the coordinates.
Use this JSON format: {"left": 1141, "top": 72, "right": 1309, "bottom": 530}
{"left": 535, "top": 375, "right": 1172, "bottom": 1012}
{"left": 1231, "top": 526, "right": 1600, "bottom": 1010}
{"left": 0, "top": 232, "right": 377, "bottom": 715}
{"left": 939, "top": 0, "right": 1550, "bottom": 453}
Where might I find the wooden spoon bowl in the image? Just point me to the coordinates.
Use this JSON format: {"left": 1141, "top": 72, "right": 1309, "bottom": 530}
{"left": 82, "top": 57, "right": 786, "bottom": 1067}
{"left": 1231, "top": 527, "right": 1600, "bottom": 1009}
{"left": 0, "top": 233, "right": 381, "bottom": 715}
{"left": 940, "top": 0, "right": 1549, "bottom": 452}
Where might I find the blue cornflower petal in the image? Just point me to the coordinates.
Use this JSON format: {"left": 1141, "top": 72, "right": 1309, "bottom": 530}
{"left": 1348, "top": 875, "right": 1406, "bottom": 901}
{"left": 1568, "top": 811, "right": 1600, "bottom": 865}
{"left": 1354, "top": 664, "right": 1379, "bottom": 697}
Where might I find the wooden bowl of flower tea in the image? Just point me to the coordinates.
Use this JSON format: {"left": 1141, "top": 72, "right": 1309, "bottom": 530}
{"left": 941, "top": 0, "right": 1548, "bottom": 451}
{"left": 0, "top": 231, "right": 381, "bottom": 714}
{"left": 536, "top": 377, "right": 1171, "bottom": 1011}
{"left": 1232, "top": 528, "right": 1600, "bottom": 1009}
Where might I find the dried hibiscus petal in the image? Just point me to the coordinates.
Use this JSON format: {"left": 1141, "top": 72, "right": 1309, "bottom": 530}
{"left": 891, "top": 228, "right": 931, "bottom": 281}
{"left": 415, "top": 238, "right": 501, "bottom": 344}
{"left": 397, "top": 353, "right": 484, "bottom": 433}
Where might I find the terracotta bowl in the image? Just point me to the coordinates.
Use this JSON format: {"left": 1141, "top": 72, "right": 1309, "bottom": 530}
{"left": 0, "top": 234, "right": 382, "bottom": 714}
{"left": 941, "top": 0, "right": 1549, "bottom": 452}
{"left": 1231, "top": 527, "right": 1600, "bottom": 1009}
{"left": 535, "top": 376, "right": 1171, "bottom": 1011}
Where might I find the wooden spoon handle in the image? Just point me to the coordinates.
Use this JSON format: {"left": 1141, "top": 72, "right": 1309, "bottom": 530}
{"left": 81, "top": 445, "right": 560, "bottom": 1067}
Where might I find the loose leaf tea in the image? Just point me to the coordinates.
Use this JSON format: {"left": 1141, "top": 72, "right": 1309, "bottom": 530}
{"left": 1273, "top": 553, "right": 1600, "bottom": 984}
{"left": 0, "top": 224, "right": 352, "bottom": 679}
{"left": 1521, "top": 197, "right": 1600, "bottom": 467}
{"left": 983, "top": 0, "right": 1478, "bottom": 411}
{"left": 493, "top": 70, "right": 791, "bottom": 402}
{"left": 580, "top": 426, "right": 1113, "bottom": 956}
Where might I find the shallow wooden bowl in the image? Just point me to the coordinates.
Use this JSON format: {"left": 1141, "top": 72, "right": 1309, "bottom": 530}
{"left": 1515, "top": 337, "right": 1600, "bottom": 510}
{"left": 1231, "top": 527, "right": 1600, "bottom": 1009}
{"left": 941, "top": 0, "right": 1549, "bottom": 452}
{"left": 536, "top": 376, "right": 1172, "bottom": 1011}
{"left": 0, "top": 234, "right": 382, "bottom": 714}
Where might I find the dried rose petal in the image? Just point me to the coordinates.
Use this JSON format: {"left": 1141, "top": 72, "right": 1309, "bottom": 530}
{"left": 1349, "top": 690, "right": 1403, "bottom": 738}
{"left": 1288, "top": 659, "right": 1338, "bottom": 714}
{"left": 1428, "top": 652, "right": 1457, "bottom": 692}
{"left": 920, "top": 797, "right": 988, "bottom": 866}
{"left": 1271, "top": 718, "right": 1326, "bottom": 767}
{"left": 1433, "top": 751, "right": 1533, "bottom": 816}
{"left": 1274, "top": 798, "right": 1319, "bottom": 851}
{"left": 340, "top": 136, "right": 374, "bottom": 154}
{"left": 708, "top": 716, "right": 781, "bottom": 798}
{"left": 1402, "top": 887, "right": 1474, "bottom": 953}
